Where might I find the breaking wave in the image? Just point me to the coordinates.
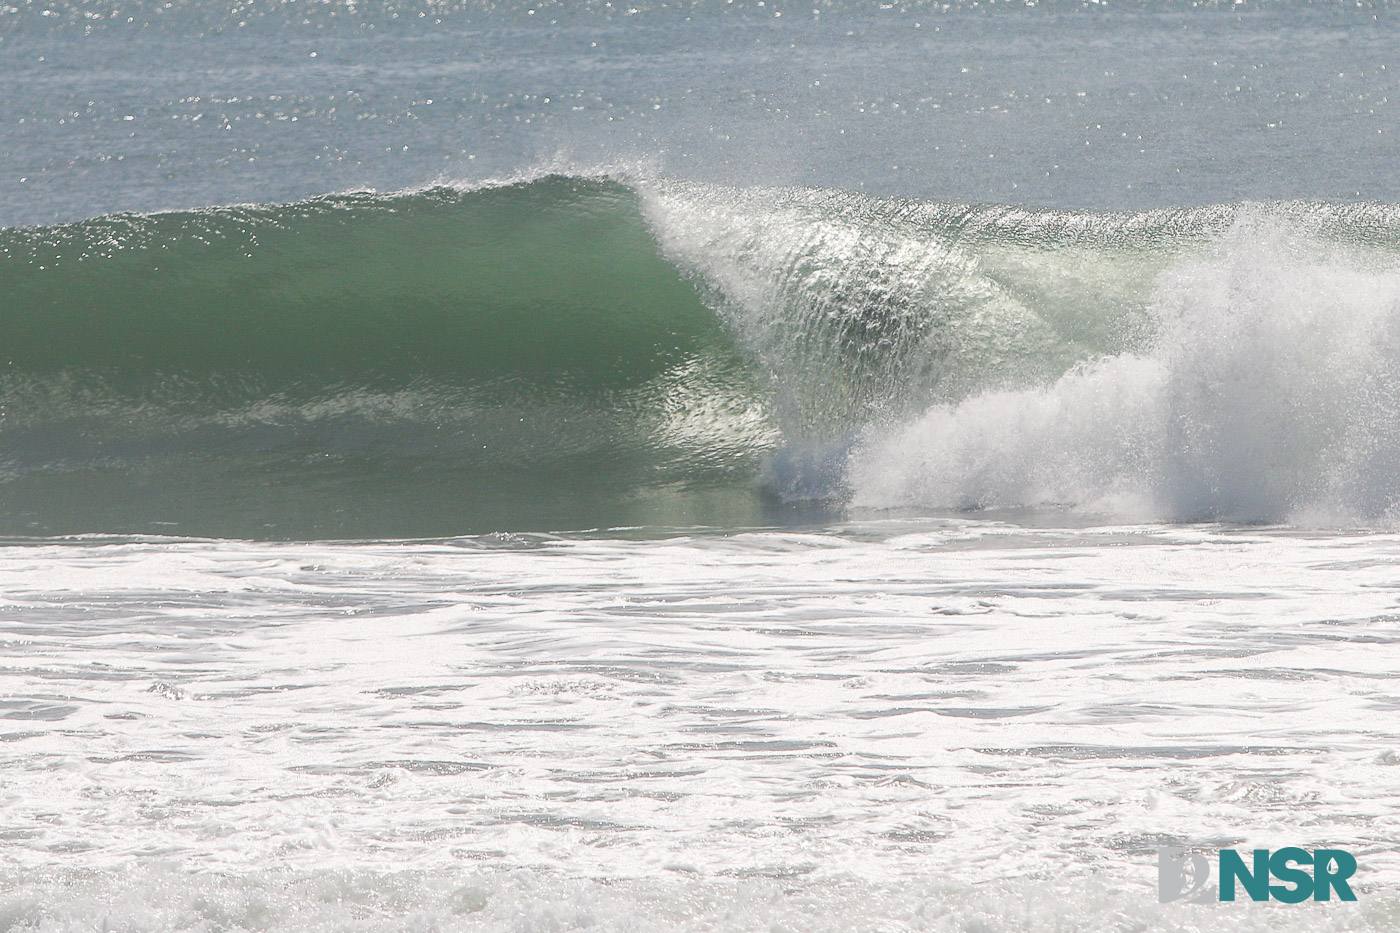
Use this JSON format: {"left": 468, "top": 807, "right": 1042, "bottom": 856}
{"left": 4, "top": 172, "right": 1400, "bottom": 536}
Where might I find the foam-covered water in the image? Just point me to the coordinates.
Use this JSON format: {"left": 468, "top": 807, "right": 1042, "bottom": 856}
{"left": 3, "top": 522, "right": 1400, "bottom": 929}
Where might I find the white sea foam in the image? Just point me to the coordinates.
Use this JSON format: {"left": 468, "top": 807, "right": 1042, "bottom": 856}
{"left": 1, "top": 524, "right": 1398, "bottom": 928}
{"left": 851, "top": 211, "right": 1400, "bottom": 525}
{"left": 0, "top": 866, "right": 1392, "bottom": 932}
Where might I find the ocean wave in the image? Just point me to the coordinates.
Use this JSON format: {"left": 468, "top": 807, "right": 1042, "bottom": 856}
{"left": 5, "top": 174, "right": 1400, "bottom": 535}
{"left": 0, "top": 176, "right": 775, "bottom": 537}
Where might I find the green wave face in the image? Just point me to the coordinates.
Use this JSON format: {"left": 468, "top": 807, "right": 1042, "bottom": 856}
{"left": 2, "top": 176, "right": 736, "bottom": 386}
{"left": 0, "top": 176, "right": 780, "bottom": 538}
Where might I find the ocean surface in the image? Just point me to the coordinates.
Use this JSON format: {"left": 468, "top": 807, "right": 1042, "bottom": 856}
{"left": 4, "top": 1, "right": 1400, "bottom": 929}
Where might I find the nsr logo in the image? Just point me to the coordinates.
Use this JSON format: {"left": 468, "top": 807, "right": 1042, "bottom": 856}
{"left": 1158, "top": 847, "right": 1358, "bottom": 903}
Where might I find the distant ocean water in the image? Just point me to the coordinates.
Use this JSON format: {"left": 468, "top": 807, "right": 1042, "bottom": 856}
{"left": 4, "top": 2, "right": 1400, "bottom": 929}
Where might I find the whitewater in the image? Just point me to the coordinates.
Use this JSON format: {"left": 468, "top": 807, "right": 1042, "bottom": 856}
{"left": 4, "top": 1, "right": 1400, "bottom": 930}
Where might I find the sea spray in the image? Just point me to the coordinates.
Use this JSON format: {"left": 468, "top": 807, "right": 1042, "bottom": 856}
{"left": 851, "top": 207, "right": 1400, "bottom": 525}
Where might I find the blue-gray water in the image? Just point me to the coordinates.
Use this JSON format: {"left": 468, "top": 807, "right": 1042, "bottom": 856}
{"left": 3, "top": 3, "right": 1400, "bottom": 930}
{"left": 5, "top": 0, "right": 1400, "bottom": 227}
